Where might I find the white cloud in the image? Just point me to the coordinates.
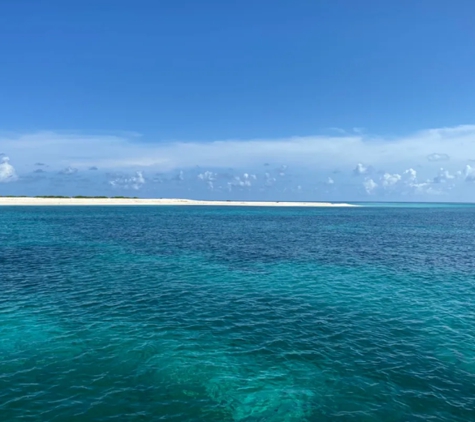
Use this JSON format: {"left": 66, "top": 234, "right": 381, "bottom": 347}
{"left": 413, "top": 182, "right": 438, "bottom": 195}
{"left": 0, "top": 156, "right": 18, "bottom": 183}
{"left": 109, "top": 171, "right": 145, "bottom": 190}
{"left": 363, "top": 178, "right": 377, "bottom": 194}
{"left": 228, "top": 173, "right": 256, "bottom": 190}
{"left": 197, "top": 170, "right": 217, "bottom": 190}
{"left": 198, "top": 171, "right": 216, "bottom": 181}
{"left": 59, "top": 166, "right": 78, "bottom": 175}
{"left": 353, "top": 163, "right": 369, "bottom": 176}
{"left": 2, "top": 125, "right": 475, "bottom": 174}
{"left": 367, "top": 166, "right": 458, "bottom": 196}
{"left": 427, "top": 153, "right": 450, "bottom": 162}
{"left": 463, "top": 165, "right": 475, "bottom": 182}
{"left": 403, "top": 168, "right": 417, "bottom": 182}
{"left": 277, "top": 164, "right": 288, "bottom": 176}
{"left": 433, "top": 168, "right": 455, "bottom": 184}
{"left": 172, "top": 170, "right": 184, "bottom": 182}
{"left": 264, "top": 172, "right": 276, "bottom": 186}
{"left": 381, "top": 172, "right": 402, "bottom": 187}
{"left": 3, "top": 125, "right": 475, "bottom": 201}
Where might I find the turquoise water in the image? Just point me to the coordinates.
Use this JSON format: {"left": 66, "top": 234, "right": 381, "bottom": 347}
{"left": 354, "top": 201, "right": 475, "bottom": 208}
{"left": 1, "top": 206, "right": 475, "bottom": 421}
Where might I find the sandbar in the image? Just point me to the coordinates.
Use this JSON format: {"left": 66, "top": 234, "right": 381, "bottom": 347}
{"left": 0, "top": 197, "right": 357, "bottom": 207}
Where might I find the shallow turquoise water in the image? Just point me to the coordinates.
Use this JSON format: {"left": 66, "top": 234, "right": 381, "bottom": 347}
{"left": 1, "top": 206, "right": 475, "bottom": 421}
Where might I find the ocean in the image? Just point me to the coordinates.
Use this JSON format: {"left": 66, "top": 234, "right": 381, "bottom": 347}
{"left": 1, "top": 205, "right": 474, "bottom": 421}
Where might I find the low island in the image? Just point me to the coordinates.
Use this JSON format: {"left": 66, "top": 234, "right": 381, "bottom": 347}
{"left": 0, "top": 196, "right": 356, "bottom": 207}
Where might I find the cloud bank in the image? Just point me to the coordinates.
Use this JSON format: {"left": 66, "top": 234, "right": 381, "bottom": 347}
{"left": 1, "top": 125, "right": 475, "bottom": 201}
{"left": 0, "top": 156, "right": 18, "bottom": 183}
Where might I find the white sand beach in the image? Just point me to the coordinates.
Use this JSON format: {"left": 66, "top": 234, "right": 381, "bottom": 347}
{"left": 0, "top": 197, "right": 356, "bottom": 207}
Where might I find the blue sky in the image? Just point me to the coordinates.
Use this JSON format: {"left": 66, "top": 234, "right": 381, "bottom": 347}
{"left": 1, "top": 0, "right": 475, "bottom": 201}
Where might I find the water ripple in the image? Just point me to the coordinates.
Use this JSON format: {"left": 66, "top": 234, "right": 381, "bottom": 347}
{"left": 1, "top": 206, "right": 475, "bottom": 421}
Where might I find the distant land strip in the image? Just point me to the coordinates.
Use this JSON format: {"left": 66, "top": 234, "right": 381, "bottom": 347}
{"left": 0, "top": 197, "right": 357, "bottom": 207}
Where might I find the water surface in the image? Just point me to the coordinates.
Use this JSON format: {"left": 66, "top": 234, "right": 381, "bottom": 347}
{"left": 1, "top": 206, "right": 474, "bottom": 421}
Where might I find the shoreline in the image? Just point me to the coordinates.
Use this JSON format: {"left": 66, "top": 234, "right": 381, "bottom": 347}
{"left": 0, "top": 197, "right": 357, "bottom": 207}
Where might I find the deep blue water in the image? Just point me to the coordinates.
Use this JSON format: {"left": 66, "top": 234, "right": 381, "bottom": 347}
{"left": 1, "top": 205, "right": 475, "bottom": 421}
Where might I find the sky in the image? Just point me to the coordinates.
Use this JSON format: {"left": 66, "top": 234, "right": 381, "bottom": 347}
{"left": 1, "top": 0, "right": 475, "bottom": 201}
